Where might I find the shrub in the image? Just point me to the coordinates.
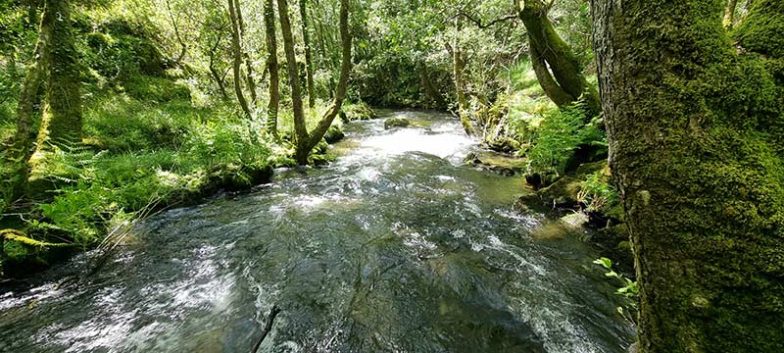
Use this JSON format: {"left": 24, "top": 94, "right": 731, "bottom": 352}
{"left": 526, "top": 103, "right": 598, "bottom": 177}
{"left": 578, "top": 169, "right": 619, "bottom": 213}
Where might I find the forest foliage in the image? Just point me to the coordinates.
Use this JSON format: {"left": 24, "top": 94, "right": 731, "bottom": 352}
{"left": 1, "top": 0, "right": 619, "bottom": 284}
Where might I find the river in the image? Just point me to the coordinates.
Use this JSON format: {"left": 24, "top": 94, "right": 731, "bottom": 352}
{"left": 0, "top": 110, "right": 633, "bottom": 353}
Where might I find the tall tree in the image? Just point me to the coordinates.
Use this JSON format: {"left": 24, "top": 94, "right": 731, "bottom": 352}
{"left": 591, "top": 0, "right": 784, "bottom": 352}
{"left": 277, "top": 0, "right": 351, "bottom": 165}
{"left": 723, "top": 0, "right": 738, "bottom": 28}
{"left": 299, "top": 0, "right": 316, "bottom": 108}
{"left": 233, "top": 0, "right": 257, "bottom": 105}
{"left": 33, "top": 0, "right": 82, "bottom": 151}
{"left": 264, "top": 0, "right": 280, "bottom": 137}
{"left": 9, "top": 0, "right": 46, "bottom": 199}
{"left": 516, "top": 0, "right": 600, "bottom": 116}
{"left": 447, "top": 17, "right": 475, "bottom": 136}
{"left": 227, "top": 0, "right": 252, "bottom": 118}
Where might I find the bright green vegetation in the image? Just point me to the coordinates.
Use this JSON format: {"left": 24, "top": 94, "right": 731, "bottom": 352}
{"left": 0, "top": 1, "right": 350, "bottom": 276}
{"left": 1, "top": 0, "right": 779, "bottom": 351}
{"left": 593, "top": 0, "right": 784, "bottom": 351}
{"left": 0, "top": 0, "right": 615, "bottom": 285}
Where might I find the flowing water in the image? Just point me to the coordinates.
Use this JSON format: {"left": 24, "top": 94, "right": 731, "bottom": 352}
{"left": 0, "top": 110, "right": 634, "bottom": 353}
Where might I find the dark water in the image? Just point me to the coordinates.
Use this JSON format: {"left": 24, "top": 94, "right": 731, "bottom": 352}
{"left": 0, "top": 111, "right": 633, "bottom": 353}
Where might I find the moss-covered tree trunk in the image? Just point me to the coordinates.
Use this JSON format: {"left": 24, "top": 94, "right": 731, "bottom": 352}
{"left": 723, "top": 0, "right": 738, "bottom": 28}
{"left": 264, "top": 0, "right": 280, "bottom": 138}
{"left": 449, "top": 18, "right": 475, "bottom": 136}
{"left": 233, "top": 0, "right": 257, "bottom": 105}
{"left": 34, "top": 0, "right": 82, "bottom": 150}
{"left": 517, "top": 0, "right": 600, "bottom": 116}
{"left": 227, "top": 0, "right": 251, "bottom": 118}
{"left": 9, "top": 4, "right": 47, "bottom": 200}
{"left": 278, "top": 0, "right": 351, "bottom": 165}
{"left": 299, "top": 0, "right": 316, "bottom": 109}
{"left": 591, "top": 0, "right": 784, "bottom": 351}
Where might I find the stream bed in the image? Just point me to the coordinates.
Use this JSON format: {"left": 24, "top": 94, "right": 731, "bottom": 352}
{"left": 0, "top": 110, "right": 633, "bottom": 353}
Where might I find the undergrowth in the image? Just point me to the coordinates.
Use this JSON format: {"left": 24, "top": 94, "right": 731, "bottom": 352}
{"left": 525, "top": 100, "right": 606, "bottom": 178}
{"left": 0, "top": 74, "right": 289, "bottom": 276}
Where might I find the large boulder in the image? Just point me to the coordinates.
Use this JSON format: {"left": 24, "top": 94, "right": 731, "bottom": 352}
{"left": 485, "top": 137, "right": 521, "bottom": 154}
{"left": 465, "top": 150, "right": 528, "bottom": 176}
{"left": 342, "top": 102, "right": 377, "bottom": 121}
{"left": 384, "top": 117, "right": 411, "bottom": 129}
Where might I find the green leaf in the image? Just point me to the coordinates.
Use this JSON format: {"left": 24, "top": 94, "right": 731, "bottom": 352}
{"left": 593, "top": 257, "right": 613, "bottom": 269}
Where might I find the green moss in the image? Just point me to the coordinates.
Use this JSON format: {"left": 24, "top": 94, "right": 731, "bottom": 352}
{"left": 734, "top": 0, "right": 784, "bottom": 58}
{"left": 596, "top": 0, "right": 784, "bottom": 350}
{"left": 342, "top": 101, "right": 377, "bottom": 121}
{"left": 80, "top": 22, "right": 166, "bottom": 81}
{"left": 2, "top": 229, "right": 77, "bottom": 248}
{"left": 324, "top": 125, "right": 345, "bottom": 144}
{"left": 466, "top": 151, "right": 528, "bottom": 175}
{"left": 383, "top": 117, "right": 411, "bottom": 129}
{"left": 3, "top": 239, "right": 29, "bottom": 261}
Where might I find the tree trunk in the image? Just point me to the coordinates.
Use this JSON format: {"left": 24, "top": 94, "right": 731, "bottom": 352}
{"left": 6, "top": 48, "right": 18, "bottom": 84}
{"left": 723, "top": 0, "right": 738, "bottom": 28}
{"left": 278, "top": 0, "right": 351, "bottom": 165}
{"left": 34, "top": 0, "right": 82, "bottom": 149}
{"left": 300, "top": 0, "right": 316, "bottom": 108}
{"left": 591, "top": 0, "right": 784, "bottom": 352}
{"left": 164, "top": 0, "right": 188, "bottom": 65}
{"left": 234, "top": 0, "right": 257, "bottom": 105}
{"left": 277, "top": 0, "right": 308, "bottom": 146}
{"left": 227, "top": 0, "right": 251, "bottom": 118}
{"left": 208, "top": 38, "right": 230, "bottom": 101}
{"left": 9, "top": 5, "right": 46, "bottom": 200}
{"left": 451, "top": 18, "right": 475, "bottom": 136}
{"left": 264, "top": 0, "right": 280, "bottom": 138}
{"left": 517, "top": 0, "right": 600, "bottom": 117}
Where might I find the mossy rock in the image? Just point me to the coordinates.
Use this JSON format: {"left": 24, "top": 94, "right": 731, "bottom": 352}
{"left": 466, "top": 151, "right": 528, "bottom": 176}
{"left": 342, "top": 102, "right": 377, "bottom": 121}
{"left": 536, "top": 175, "right": 583, "bottom": 207}
{"left": 384, "top": 117, "right": 411, "bottom": 129}
{"left": 520, "top": 161, "right": 610, "bottom": 209}
{"left": 1, "top": 229, "right": 80, "bottom": 278}
{"left": 207, "top": 164, "right": 273, "bottom": 192}
{"left": 485, "top": 137, "right": 521, "bottom": 154}
{"left": 324, "top": 125, "right": 345, "bottom": 144}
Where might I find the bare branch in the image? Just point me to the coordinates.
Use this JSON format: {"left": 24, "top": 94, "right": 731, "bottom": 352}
{"left": 456, "top": 10, "right": 518, "bottom": 29}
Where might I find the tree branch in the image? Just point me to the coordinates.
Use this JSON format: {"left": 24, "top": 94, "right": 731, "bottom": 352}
{"left": 251, "top": 305, "right": 281, "bottom": 353}
{"left": 456, "top": 10, "right": 518, "bottom": 29}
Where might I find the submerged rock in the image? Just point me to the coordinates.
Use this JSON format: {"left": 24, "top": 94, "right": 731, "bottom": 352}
{"left": 515, "top": 160, "right": 633, "bottom": 270}
{"left": 384, "top": 117, "right": 411, "bottom": 129}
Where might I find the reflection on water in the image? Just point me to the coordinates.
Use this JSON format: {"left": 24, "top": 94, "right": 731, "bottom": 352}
{"left": 0, "top": 110, "right": 634, "bottom": 353}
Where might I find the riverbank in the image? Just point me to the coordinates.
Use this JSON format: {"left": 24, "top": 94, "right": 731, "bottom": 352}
{"left": 0, "top": 71, "right": 376, "bottom": 278}
{"left": 466, "top": 146, "right": 632, "bottom": 272}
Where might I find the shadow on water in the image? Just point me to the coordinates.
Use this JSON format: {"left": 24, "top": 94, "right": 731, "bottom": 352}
{"left": 0, "top": 111, "right": 634, "bottom": 353}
